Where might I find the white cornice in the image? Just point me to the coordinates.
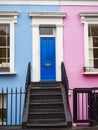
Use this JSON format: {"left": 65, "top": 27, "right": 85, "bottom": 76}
{"left": 0, "top": 11, "right": 19, "bottom": 23}
{"left": 80, "top": 12, "right": 98, "bottom": 17}
{"left": 60, "top": 0, "right": 98, "bottom": 6}
{"left": 0, "top": 11, "right": 19, "bottom": 17}
{"left": 29, "top": 12, "right": 67, "bottom": 18}
{"left": 80, "top": 12, "right": 98, "bottom": 23}
{"left": 1, "top": 0, "right": 98, "bottom": 6}
{"left": 0, "top": 0, "right": 60, "bottom": 5}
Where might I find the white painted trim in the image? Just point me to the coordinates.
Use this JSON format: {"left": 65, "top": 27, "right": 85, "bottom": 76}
{"left": 80, "top": 13, "right": 98, "bottom": 73}
{"left": 80, "top": 12, "right": 98, "bottom": 17}
{"left": 30, "top": 12, "right": 66, "bottom": 81}
{"left": 1, "top": 0, "right": 98, "bottom": 6}
{"left": 60, "top": 1, "right": 98, "bottom": 6}
{"left": 83, "top": 72, "right": 98, "bottom": 75}
{"left": 0, "top": 11, "right": 19, "bottom": 73}
{"left": 0, "top": 72, "right": 16, "bottom": 75}
{"left": 29, "top": 12, "right": 67, "bottom": 18}
{"left": 0, "top": 11, "right": 18, "bottom": 17}
{"left": 84, "top": 21, "right": 89, "bottom": 67}
{"left": 56, "top": 25, "right": 63, "bottom": 81}
{"left": 0, "top": 0, "right": 60, "bottom": 5}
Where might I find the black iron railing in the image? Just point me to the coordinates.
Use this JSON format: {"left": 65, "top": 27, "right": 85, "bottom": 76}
{"left": 0, "top": 87, "right": 25, "bottom": 126}
{"left": 25, "top": 62, "right": 31, "bottom": 102}
{"left": 22, "top": 62, "right": 31, "bottom": 128}
{"left": 61, "top": 62, "right": 72, "bottom": 127}
{"left": 61, "top": 62, "right": 69, "bottom": 103}
{"left": 73, "top": 88, "right": 98, "bottom": 126}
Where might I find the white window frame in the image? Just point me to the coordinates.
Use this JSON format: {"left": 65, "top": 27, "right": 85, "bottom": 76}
{"left": 80, "top": 12, "right": 98, "bottom": 74}
{"left": 29, "top": 12, "right": 66, "bottom": 81}
{"left": 0, "top": 11, "right": 18, "bottom": 74}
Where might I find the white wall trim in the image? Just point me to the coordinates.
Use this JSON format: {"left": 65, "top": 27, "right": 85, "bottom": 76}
{"left": 80, "top": 12, "right": 98, "bottom": 71}
{"left": 60, "top": 1, "right": 98, "bottom": 6}
{"left": 0, "top": 11, "right": 19, "bottom": 73}
{"left": 30, "top": 12, "right": 66, "bottom": 81}
{"left": 29, "top": 12, "right": 67, "bottom": 18}
{"left": 0, "top": 11, "right": 18, "bottom": 16}
{"left": 80, "top": 12, "right": 98, "bottom": 17}
{"left": 1, "top": 0, "right": 98, "bottom": 6}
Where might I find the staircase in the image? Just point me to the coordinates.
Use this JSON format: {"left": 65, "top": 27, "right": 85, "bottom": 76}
{"left": 22, "top": 63, "right": 72, "bottom": 129}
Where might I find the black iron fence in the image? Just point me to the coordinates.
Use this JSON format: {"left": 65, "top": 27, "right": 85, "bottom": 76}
{"left": 73, "top": 88, "right": 98, "bottom": 125}
{"left": 0, "top": 87, "right": 25, "bottom": 126}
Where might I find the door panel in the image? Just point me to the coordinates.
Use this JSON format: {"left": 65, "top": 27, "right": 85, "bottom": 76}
{"left": 40, "top": 37, "right": 56, "bottom": 81}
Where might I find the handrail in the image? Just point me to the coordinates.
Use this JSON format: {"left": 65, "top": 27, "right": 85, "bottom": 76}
{"left": 22, "top": 62, "right": 31, "bottom": 128}
{"left": 25, "top": 62, "right": 31, "bottom": 103}
{"left": 61, "top": 62, "right": 69, "bottom": 103}
{"left": 61, "top": 62, "right": 72, "bottom": 127}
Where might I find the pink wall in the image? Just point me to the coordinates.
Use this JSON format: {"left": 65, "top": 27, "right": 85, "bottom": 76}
{"left": 61, "top": 6, "right": 98, "bottom": 120}
{"left": 61, "top": 6, "right": 98, "bottom": 89}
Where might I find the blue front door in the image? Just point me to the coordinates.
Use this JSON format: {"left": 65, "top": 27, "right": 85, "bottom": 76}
{"left": 40, "top": 37, "right": 56, "bottom": 81}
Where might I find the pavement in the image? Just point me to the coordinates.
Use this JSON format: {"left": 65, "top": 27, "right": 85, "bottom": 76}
{"left": 0, "top": 126, "right": 98, "bottom": 130}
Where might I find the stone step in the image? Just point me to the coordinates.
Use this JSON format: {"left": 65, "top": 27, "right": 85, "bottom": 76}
{"left": 30, "top": 94, "right": 62, "bottom": 101}
{"left": 29, "top": 102, "right": 64, "bottom": 110}
{"left": 30, "top": 82, "right": 62, "bottom": 87}
{"left": 28, "top": 112, "right": 65, "bottom": 119}
{"left": 26, "top": 122, "right": 67, "bottom": 127}
{"left": 30, "top": 88, "right": 61, "bottom": 94}
{"left": 28, "top": 118, "right": 66, "bottom": 125}
{"left": 30, "top": 92, "right": 61, "bottom": 96}
{"left": 29, "top": 108, "right": 64, "bottom": 113}
{"left": 30, "top": 99, "right": 62, "bottom": 103}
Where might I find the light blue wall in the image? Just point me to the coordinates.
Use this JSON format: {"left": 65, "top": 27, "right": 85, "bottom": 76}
{"left": 0, "top": 5, "right": 59, "bottom": 89}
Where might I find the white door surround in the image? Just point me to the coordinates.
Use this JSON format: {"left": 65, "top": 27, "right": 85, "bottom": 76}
{"left": 29, "top": 12, "right": 66, "bottom": 81}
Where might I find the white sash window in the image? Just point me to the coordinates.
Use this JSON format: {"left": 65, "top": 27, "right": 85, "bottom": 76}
{"left": 0, "top": 24, "right": 10, "bottom": 72}
{"left": 0, "top": 11, "right": 18, "bottom": 74}
{"left": 80, "top": 12, "right": 98, "bottom": 74}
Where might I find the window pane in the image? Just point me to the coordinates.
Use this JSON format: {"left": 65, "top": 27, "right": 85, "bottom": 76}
{"left": 40, "top": 27, "right": 53, "bottom": 35}
{"left": 94, "top": 45, "right": 98, "bottom": 68}
{"left": 93, "top": 37, "right": 98, "bottom": 47}
{"left": 0, "top": 24, "right": 10, "bottom": 71}
{"left": 0, "top": 24, "right": 9, "bottom": 35}
{"left": 0, "top": 25, "right": 6, "bottom": 35}
{"left": 0, "top": 48, "right": 6, "bottom": 58}
{"left": 0, "top": 37, "right": 6, "bottom": 46}
{"left": 0, "top": 48, "right": 10, "bottom": 63}
{"left": 94, "top": 49, "right": 98, "bottom": 58}
{"left": 89, "top": 25, "right": 98, "bottom": 68}
{"left": 0, "top": 59, "right": 6, "bottom": 63}
{"left": 94, "top": 59, "right": 98, "bottom": 68}
{"left": 0, "top": 24, "right": 10, "bottom": 47}
{"left": 89, "top": 25, "right": 98, "bottom": 36}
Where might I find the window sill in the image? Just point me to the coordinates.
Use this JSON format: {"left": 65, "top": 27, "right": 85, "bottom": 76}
{"left": 83, "top": 72, "right": 98, "bottom": 75}
{"left": 0, "top": 72, "right": 16, "bottom": 75}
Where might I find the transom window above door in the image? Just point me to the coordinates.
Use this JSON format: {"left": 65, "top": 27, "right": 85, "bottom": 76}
{"left": 39, "top": 27, "right": 55, "bottom": 36}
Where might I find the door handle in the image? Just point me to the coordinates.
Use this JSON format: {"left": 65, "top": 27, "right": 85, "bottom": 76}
{"left": 45, "top": 62, "right": 51, "bottom": 66}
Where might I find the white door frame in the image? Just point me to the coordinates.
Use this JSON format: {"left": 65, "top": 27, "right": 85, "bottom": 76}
{"left": 29, "top": 12, "right": 66, "bottom": 82}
